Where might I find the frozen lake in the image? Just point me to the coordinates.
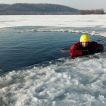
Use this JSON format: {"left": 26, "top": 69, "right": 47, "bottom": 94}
{"left": 0, "top": 15, "right": 106, "bottom": 106}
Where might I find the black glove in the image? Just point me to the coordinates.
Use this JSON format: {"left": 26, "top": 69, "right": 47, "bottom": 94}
{"left": 95, "top": 48, "right": 104, "bottom": 53}
{"left": 83, "top": 50, "right": 90, "bottom": 55}
{"left": 83, "top": 50, "right": 95, "bottom": 55}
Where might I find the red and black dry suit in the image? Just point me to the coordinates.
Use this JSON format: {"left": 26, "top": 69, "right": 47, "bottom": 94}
{"left": 70, "top": 41, "right": 104, "bottom": 58}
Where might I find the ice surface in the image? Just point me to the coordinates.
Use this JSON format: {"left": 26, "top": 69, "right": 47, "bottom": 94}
{"left": 0, "top": 15, "right": 106, "bottom": 28}
{"left": 0, "top": 15, "right": 106, "bottom": 37}
{"left": 0, "top": 15, "right": 106, "bottom": 106}
{"left": 0, "top": 53, "right": 106, "bottom": 106}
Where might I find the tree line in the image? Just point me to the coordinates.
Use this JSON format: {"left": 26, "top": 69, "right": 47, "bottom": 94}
{"left": 80, "top": 9, "right": 105, "bottom": 15}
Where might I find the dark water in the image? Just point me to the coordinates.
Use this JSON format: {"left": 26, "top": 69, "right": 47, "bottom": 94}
{"left": 0, "top": 29, "right": 105, "bottom": 73}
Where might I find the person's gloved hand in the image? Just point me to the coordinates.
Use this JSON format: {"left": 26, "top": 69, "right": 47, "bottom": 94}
{"left": 83, "top": 50, "right": 95, "bottom": 55}
{"left": 83, "top": 50, "right": 90, "bottom": 55}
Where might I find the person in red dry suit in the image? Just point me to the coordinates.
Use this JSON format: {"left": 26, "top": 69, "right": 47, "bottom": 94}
{"left": 70, "top": 34, "right": 104, "bottom": 58}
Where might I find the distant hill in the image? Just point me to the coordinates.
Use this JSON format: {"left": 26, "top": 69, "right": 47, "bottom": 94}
{"left": 0, "top": 3, "right": 79, "bottom": 15}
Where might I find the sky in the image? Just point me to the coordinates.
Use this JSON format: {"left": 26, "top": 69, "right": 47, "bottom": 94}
{"left": 0, "top": 0, "right": 106, "bottom": 10}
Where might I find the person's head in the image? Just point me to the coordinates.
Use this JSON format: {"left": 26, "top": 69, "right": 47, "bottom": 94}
{"left": 80, "top": 34, "right": 90, "bottom": 47}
